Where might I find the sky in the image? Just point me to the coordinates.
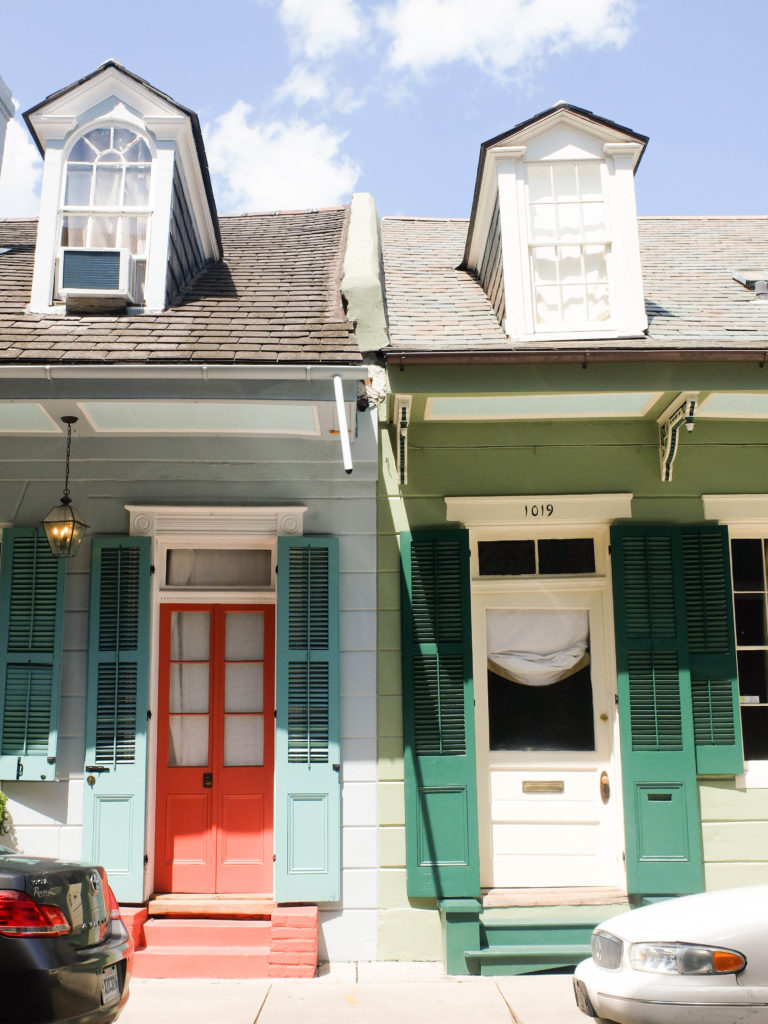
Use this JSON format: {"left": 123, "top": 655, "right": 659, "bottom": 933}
{"left": 0, "top": 0, "right": 764, "bottom": 221}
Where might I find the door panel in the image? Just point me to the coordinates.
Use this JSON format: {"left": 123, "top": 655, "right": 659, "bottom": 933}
{"left": 155, "top": 604, "right": 275, "bottom": 894}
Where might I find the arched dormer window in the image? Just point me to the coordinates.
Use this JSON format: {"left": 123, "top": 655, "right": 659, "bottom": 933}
{"left": 59, "top": 126, "right": 152, "bottom": 304}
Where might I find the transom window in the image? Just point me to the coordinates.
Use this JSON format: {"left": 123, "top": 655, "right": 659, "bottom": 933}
{"left": 478, "top": 537, "right": 596, "bottom": 576}
{"left": 527, "top": 161, "right": 610, "bottom": 326}
{"left": 59, "top": 126, "right": 151, "bottom": 301}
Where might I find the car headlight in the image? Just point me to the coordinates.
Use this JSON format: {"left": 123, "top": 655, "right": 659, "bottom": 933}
{"left": 629, "top": 942, "right": 746, "bottom": 975}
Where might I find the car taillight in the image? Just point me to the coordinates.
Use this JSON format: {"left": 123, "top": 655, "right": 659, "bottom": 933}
{"left": 0, "top": 890, "right": 71, "bottom": 937}
{"left": 107, "top": 885, "right": 122, "bottom": 922}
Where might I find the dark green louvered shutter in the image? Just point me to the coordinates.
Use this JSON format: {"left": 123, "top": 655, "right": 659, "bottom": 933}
{"left": 400, "top": 530, "right": 479, "bottom": 899}
{"left": 611, "top": 524, "right": 703, "bottom": 896}
{"left": 275, "top": 537, "right": 341, "bottom": 902}
{"left": 0, "top": 527, "right": 66, "bottom": 781}
{"left": 82, "top": 538, "right": 151, "bottom": 902}
{"left": 682, "top": 526, "right": 742, "bottom": 775}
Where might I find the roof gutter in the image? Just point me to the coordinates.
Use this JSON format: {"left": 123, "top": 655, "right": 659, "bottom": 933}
{"left": 0, "top": 363, "right": 367, "bottom": 381}
{"left": 386, "top": 348, "right": 768, "bottom": 367}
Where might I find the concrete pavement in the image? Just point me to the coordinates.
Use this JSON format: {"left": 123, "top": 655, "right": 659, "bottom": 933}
{"left": 118, "top": 962, "right": 587, "bottom": 1024}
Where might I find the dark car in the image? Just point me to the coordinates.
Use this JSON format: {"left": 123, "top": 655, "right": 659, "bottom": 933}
{"left": 0, "top": 842, "right": 132, "bottom": 1024}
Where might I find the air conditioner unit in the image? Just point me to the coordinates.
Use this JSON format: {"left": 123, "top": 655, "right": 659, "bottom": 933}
{"left": 58, "top": 248, "right": 137, "bottom": 312}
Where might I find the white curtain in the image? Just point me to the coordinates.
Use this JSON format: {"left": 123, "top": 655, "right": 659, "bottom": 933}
{"left": 486, "top": 608, "right": 589, "bottom": 687}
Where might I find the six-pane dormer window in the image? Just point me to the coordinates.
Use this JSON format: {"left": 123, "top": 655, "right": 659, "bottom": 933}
{"left": 527, "top": 162, "right": 610, "bottom": 327}
{"left": 59, "top": 127, "right": 152, "bottom": 302}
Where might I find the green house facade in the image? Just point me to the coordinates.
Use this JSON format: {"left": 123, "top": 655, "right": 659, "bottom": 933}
{"left": 376, "top": 104, "right": 768, "bottom": 971}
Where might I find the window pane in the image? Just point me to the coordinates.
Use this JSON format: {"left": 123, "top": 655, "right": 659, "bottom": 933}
{"left": 124, "top": 165, "right": 151, "bottom": 206}
{"left": 559, "top": 247, "right": 582, "bottom": 284}
{"left": 741, "top": 706, "right": 768, "bottom": 760}
{"left": 553, "top": 163, "right": 578, "bottom": 201}
{"left": 539, "top": 538, "right": 595, "bottom": 574}
{"left": 121, "top": 216, "right": 148, "bottom": 256}
{"left": 169, "top": 715, "right": 209, "bottom": 766}
{"left": 60, "top": 215, "right": 88, "bottom": 248}
{"left": 165, "top": 548, "right": 271, "bottom": 588}
{"left": 65, "top": 167, "right": 92, "bottom": 206}
{"left": 731, "top": 539, "right": 765, "bottom": 590}
{"left": 225, "top": 664, "right": 264, "bottom": 713}
{"left": 582, "top": 202, "right": 606, "bottom": 239}
{"left": 113, "top": 128, "right": 136, "bottom": 152}
{"left": 535, "top": 286, "right": 560, "bottom": 324}
{"left": 561, "top": 285, "right": 586, "bottom": 322}
{"left": 99, "top": 150, "right": 121, "bottom": 163}
{"left": 69, "top": 137, "right": 96, "bottom": 162}
{"left": 735, "top": 594, "right": 766, "bottom": 646}
{"left": 527, "top": 165, "right": 551, "bottom": 203}
{"left": 737, "top": 650, "right": 768, "bottom": 702}
{"left": 93, "top": 165, "right": 122, "bottom": 206}
{"left": 532, "top": 248, "right": 557, "bottom": 284}
{"left": 478, "top": 540, "right": 535, "bottom": 576}
{"left": 124, "top": 138, "right": 152, "bottom": 162}
{"left": 584, "top": 246, "right": 608, "bottom": 283}
{"left": 530, "top": 203, "right": 556, "bottom": 242}
{"left": 88, "top": 215, "right": 118, "bottom": 248}
{"left": 169, "top": 664, "right": 209, "bottom": 713}
{"left": 225, "top": 612, "right": 264, "bottom": 661}
{"left": 224, "top": 715, "right": 264, "bottom": 766}
{"left": 557, "top": 203, "right": 581, "bottom": 240}
{"left": 587, "top": 285, "right": 611, "bottom": 321}
{"left": 578, "top": 162, "right": 603, "bottom": 200}
{"left": 86, "top": 127, "right": 111, "bottom": 152}
{"left": 170, "top": 611, "right": 210, "bottom": 661}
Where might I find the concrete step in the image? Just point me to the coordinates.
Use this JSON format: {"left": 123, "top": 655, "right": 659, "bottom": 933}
{"left": 132, "top": 944, "right": 270, "bottom": 979}
{"left": 142, "top": 917, "right": 271, "bottom": 948}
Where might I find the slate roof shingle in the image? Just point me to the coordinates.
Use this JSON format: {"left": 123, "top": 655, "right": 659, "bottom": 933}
{"left": 381, "top": 215, "right": 768, "bottom": 352}
{"left": 0, "top": 207, "right": 361, "bottom": 365}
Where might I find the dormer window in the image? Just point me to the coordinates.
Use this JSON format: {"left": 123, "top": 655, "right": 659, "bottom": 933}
{"left": 59, "top": 127, "right": 152, "bottom": 304}
{"left": 527, "top": 161, "right": 610, "bottom": 326}
{"left": 463, "top": 104, "right": 648, "bottom": 342}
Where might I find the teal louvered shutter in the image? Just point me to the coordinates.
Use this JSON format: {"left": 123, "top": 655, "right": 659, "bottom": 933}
{"left": 682, "top": 526, "right": 743, "bottom": 775}
{"left": 275, "top": 537, "right": 341, "bottom": 902}
{"left": 82, "top": 538, "right": 151, "bottom": 902}
{"left": 400, "top": 530, "right": 479, "bottom": 899}
{"left": 611, "top": 524, "right": 703, "bottom": 896}
{"left": 0, "top": 527, "right": 66, "bottom": 781}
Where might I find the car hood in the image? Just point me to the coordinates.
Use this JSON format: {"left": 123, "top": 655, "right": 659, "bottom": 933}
{"left": 601, "top": 886, "right": 768, "bottom": 951}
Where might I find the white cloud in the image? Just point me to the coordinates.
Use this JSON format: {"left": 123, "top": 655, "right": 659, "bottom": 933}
{"left": 204, "top": 101, "right": 361, "bottom": 213}
{"left": 0, "top": 117, "right": 42, "bottom": 218}
{"left": 274, "top": 64, "right": 330, "bottom": 106}
{"left": 376, "top": 0, "right": 636, "bottom": 76}
{"left": 278, "top": 0, "right": 368, "bottom": 60}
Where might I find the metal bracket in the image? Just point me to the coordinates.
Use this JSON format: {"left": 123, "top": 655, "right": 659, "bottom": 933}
{"left": 658, "top": 392, "right": 698, "bottom": 483}
{"left": 395, "top": 394, "right": 412, "bottom": 486}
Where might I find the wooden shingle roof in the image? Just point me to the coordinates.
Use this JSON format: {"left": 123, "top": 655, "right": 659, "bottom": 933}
{"left": 0, "top": 207, "right": 361, "bottom": 365}
{"left": 382, "top": 215, "right": 768, "bottom": 353}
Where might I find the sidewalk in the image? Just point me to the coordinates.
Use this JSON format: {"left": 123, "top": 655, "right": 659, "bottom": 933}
{"left": 118, "top": 962, "right": 587, "bottom": 1024}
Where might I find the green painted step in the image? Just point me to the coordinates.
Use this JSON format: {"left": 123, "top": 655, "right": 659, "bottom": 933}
{"left": 465, "top": 942, "right": 589, "bottom": 977}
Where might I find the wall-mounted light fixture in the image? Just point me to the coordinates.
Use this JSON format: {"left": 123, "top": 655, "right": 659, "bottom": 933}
{"left": 42, "top": 415, "right": 88, "bottom": 558}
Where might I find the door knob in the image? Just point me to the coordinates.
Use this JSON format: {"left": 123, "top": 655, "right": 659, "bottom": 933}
{"left": 600, "top": 771, "right": 610, "bottom": 804}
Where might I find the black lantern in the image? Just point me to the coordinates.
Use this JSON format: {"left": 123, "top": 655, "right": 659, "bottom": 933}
{"left": 42, "top": 415, "right": 88, "bottom": 558}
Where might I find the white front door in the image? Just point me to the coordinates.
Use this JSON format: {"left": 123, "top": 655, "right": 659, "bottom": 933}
{"left": 473, "top": 581, "right": 623, "bottom": 889}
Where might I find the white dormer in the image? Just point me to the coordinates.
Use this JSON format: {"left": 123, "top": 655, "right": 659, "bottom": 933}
{"left": 463, "top": 103, "right": 648, "bottom": 342}
{"left": 24, "top": 61, "right": 221, "bottom": 314}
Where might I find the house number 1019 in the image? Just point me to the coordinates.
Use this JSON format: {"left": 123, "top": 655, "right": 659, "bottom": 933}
{"left": 524, "top": 503, "right": 554, "bottom": 518}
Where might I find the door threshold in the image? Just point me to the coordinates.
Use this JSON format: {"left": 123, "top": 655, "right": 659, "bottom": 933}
{"left": 482, "top": 887, "right": 628, "bottom": 908}
{"left": 148, "top": 893, "right": 276, "bottom": 917}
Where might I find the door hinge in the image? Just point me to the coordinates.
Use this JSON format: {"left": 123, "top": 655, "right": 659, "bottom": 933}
{"left": 150, "top": 564, "right": 156, "bottom": 575}
{"left": 614, "top": 693, "right": 619, "bottom": 706}
{"left": 272, "top": 853, "right": 276, "bottom": 862}
{"left": 147, "top": 709, "right": 152, "bottom": 720}
{"left": 144, "top": 854, "right": 149, "bottom": 866}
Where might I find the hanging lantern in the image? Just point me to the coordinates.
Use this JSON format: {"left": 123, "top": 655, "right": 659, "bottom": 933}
{"left": 42, "top": 416, "right": 88, "bottom": 558}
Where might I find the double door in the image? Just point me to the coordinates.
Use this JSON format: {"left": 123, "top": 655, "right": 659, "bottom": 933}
{"left": 155, "top": 604, "right": 275, "bottom": 893}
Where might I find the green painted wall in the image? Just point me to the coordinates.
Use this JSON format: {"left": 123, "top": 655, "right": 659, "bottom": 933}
{"left": 377, "top": 363, "right": 768, "bottom": 960}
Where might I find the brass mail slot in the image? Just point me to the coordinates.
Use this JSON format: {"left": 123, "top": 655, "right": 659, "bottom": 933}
{"left": 523, "top": 780, "right": 564, "bottom": 794}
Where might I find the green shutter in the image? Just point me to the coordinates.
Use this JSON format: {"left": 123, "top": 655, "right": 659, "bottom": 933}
{"left": 275, "top": 537, "right": 341, "bottom": 902}
{"left": 82, "top": 538, "right": 151, "bottom": 902}
{"left": 682, "top": 526, "right": 743, "bottom": 775}
{"left": 400, "top": 529, "right": 479, "bottom": 900}
{"left": 611, "top": 524, "right": 703, "bottom": 896}
{"left": 0, "top": 527, "right": 65, "bottom": 781}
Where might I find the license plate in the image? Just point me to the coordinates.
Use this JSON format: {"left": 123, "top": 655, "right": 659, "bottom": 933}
{"left": 101, "top": 965, "right": 120, "bottom": 1005}
{"left": 573, "top": 978, "right": 595, "bottom": 1018}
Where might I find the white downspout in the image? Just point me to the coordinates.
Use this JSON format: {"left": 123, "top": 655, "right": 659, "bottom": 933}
{"left": 333, "top": 374, "right": 353, "bottom": 475}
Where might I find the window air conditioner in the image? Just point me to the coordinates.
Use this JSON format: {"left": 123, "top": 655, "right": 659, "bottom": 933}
{"left": 58, "top": 248, "right": 137, "bottom": 312}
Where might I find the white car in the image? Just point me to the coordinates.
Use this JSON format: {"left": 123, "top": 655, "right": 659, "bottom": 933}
{"left": 573, "top": 886, "right": 768, "bottom": 1024}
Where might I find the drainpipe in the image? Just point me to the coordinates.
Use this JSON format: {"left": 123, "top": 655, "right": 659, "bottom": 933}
{"left": 333, "top": 375, "right": 353, "bottom": 474}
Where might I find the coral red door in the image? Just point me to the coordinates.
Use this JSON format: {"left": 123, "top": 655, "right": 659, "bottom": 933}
{"left": 154, "top": 604, "right": 275, "bottom": 893}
